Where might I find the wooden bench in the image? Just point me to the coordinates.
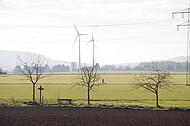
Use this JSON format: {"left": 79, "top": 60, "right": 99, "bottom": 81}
{"left": 58, "top": 99, "right": 73, "bottom": 106}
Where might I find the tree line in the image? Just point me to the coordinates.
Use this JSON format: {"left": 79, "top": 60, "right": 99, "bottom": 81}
{"left": 101, "top": 61, "right": 186, "bottom": 72}
{"left": 13, "top": 64, "right": 70, "bottom": 74}
{"left": 133, "top": 61, "right": 186, "bottom": 72}
{"left": 12, "top": 61, "right": 187, "bottom": 73}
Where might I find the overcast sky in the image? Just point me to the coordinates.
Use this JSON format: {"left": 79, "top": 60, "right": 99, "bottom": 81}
{"left": 0, "top": 0, "right": 189, "bottom": 65}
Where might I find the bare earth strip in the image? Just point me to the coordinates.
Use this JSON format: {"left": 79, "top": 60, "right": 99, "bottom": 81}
{"left": 0, "top": 107, "right": 190, "bottom": 126}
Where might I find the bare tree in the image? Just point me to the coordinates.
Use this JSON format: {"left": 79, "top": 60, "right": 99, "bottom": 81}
{"left": 18, "top": 54, "right": 48, "bottom": 102}
{"left": 75, "top": 64, "right": 104, "bottom": 105}
{"left": 133, "top": 70, "right": 175, "bottom": 107}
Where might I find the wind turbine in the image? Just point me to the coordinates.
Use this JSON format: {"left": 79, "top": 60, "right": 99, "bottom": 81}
{"left": 87, "top": 29, "right": 95, "bottom": 67}
{"left": 73, "top": 23, "right": 88, "bottom": 70}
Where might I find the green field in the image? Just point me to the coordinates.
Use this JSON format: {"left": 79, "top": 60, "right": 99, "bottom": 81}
{"left": 0, "top": 74, "right": 190, "bottom": 108}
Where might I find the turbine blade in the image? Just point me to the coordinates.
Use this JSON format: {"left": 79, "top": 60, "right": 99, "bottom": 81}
{"left": 80, "top": 34, "right": 88, "bottom": 35}
{"left": 73, "top": 22, "right": 79, "bottom": 34}
{"left": 73, "top": 35, "right": 78, "bottom": 47}
{"left": 87, "top": 40, "right": 92, "bottom": 44}
{"left": 92, "top": 29, "right": 94, "bottom": 38}
{"left": 94, "top": 43, "right": 97, "bottom": 49}
{"left": 91, "top": 29, "right": 94, "bottom": 41}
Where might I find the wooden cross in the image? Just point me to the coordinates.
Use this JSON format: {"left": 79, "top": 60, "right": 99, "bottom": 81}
{"left": 38, "top": 85, "right": 44, "bottom": 105}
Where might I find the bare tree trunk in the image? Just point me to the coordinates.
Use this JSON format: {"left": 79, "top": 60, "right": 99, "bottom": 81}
{"left": 33, "top": 84, "right": 35, "bottom": 102}
{"left": 156, "top": 91, "right": 158, "bottom": 107}
{"left": 155, "top": 87, "right": 159, "bottom": 107}
{"left": 88, "top": 85, "right": 90, "bottom": 105}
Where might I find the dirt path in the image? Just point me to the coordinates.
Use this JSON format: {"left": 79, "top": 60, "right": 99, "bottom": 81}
{"left": 0, "top": 107, "right": 190, "bottom": 126}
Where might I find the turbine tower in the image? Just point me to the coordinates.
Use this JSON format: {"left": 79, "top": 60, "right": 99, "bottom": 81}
{"left": 73, "top": 23, "right": 88, "bottom": 70}
{"left": 172, "top": 5, "right": 190, "bottom": 86}
{"left": 87, "top": 29, "right": 95, "bottom": 67}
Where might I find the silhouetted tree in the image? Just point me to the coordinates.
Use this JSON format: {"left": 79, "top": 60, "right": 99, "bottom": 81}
{"left": 52, "top": 64, "right": 70, "bottom": 72}
{"left": 133, "top": 69, "right": 175, "bottom": 107}
{"left": 13, "top": 65, "right": 22, "bottom": 74}
{"left": 0, "top": 67, "right": 6, "bottom": 74}
{"left": 102, "top": 64, "right": 117, "bottom": 71}
{"left": 65, "top": 65, "right": 70, "bottom": 72}
{"left": 124, "top": 66, "right": 132, "bottom": 71}
{"left": 0, "top": 67, "right": 3, "bottom": 73}
{"left": 95, "top": 63, "right": 100, "bottom": 70}
{"left": 75, "top": 64, "right": 105, "bottom": 105}
{"left": 70, "top": 62, "right": 77, "bottom": 72}
{"left": 119, "top": 66, "right": 123, "bottom": 71}
{"left": 18, "top": 54, "right": 48, "bottom": 102}
{"left": 44, "top": 64, "right": 51, "bottom": 73}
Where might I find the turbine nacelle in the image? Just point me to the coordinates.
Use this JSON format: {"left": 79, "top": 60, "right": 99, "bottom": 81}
{"left": 87, "top": 29, "right": 96, "bottom": 66}
{"left": 87, "top": 29, "right": 95, "bottom": 44}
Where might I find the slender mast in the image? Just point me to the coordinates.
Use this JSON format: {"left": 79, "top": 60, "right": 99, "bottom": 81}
{"left": 172, "top": 5, "right": 190, "bottom": 85}
{"left": 93, "top": 40, "right": 95, "bottom": 67}
{"left": 187, "top": 5, "right": 190, "bottom": 85}
{"left": 79, "top": 35, "right": 81, "bottom": 70}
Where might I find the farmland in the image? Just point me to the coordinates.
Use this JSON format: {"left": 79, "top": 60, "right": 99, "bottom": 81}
{"left": 0, "top": 73, "right": 190, "bottom": 108}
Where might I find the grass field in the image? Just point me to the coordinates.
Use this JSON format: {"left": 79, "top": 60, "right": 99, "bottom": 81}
{"left": 0, "top": 74, "right": 190, "bottom": 108}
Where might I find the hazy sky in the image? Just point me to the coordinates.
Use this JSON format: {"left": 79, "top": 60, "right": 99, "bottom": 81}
{"left": 0, "top": 0, "right": 189, "bottom": 65}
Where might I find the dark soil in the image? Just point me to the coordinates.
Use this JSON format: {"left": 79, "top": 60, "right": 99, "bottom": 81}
{"left": 0, "top": 107, "right": 190, "bottom": 126}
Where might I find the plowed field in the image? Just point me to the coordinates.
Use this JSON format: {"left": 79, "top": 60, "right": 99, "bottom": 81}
{"left": 0, "top": 107, "right": 190, "bottom": 126}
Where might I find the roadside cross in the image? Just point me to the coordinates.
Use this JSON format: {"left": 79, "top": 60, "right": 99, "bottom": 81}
{"left": 38, "top": 85, "right": 44, "bottom": 105}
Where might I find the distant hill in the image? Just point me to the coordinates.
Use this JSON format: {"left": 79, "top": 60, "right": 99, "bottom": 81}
{"left": 0, "top": 50, "right": 187, "bottom": 72}
{"left": 116, "top": 56, "right": 186, "bottom": 68}
{"left": 0, "top": 50, "right": 70, "bottom": 71}
{"left": 150, "top": 56, "right": 186, "bottom": 63}
{"left": 166, "top": 56, "right": 186, "bottom": 62}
